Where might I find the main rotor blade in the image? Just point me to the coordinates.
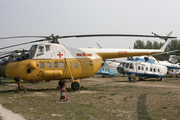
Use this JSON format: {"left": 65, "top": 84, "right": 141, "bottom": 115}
{"left": 0, "top": 51, "right": 14, "bottom": 57}
{"left": 0, "top": 39, "right": 47, "bottom": 50}
{"left": 0, "top": 36, "right": 47, "bottom": 40}
{"left": 60, "top": 34, "right": 177, "bottom": 39}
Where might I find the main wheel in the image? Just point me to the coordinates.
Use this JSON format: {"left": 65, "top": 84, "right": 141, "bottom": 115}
{"left": 128, "top": 75, "right": 132, "bottom": 82}
{"left": 139, "top": 77, "right": 143, "bottom": 81}
{"left": 71, "top": 82, "right": 80, "bottom": 91}
{"left": 58, "top": 80, "right": 65, "bottom": 88}
{"left": 160, "top": 77, "right": 165, "bottom": 81}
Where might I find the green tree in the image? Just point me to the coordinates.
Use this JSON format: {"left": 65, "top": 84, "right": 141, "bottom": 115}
{"left": 145, "top": 40, "right": 153, "bottom": 49}
{"left": 133, "top": 39, "right": 180, "bottom": 61}
{"left": 133, "top": 40, "right": 145, "bottom": 49}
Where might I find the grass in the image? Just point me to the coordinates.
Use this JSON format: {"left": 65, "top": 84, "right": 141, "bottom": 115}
{"left": 0, "top": 76, "right": 180, "bottom": 119}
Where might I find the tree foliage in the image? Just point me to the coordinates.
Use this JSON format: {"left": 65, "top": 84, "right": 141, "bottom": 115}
{"left": 133, "top": 39, "right": 180, "bottom": 60}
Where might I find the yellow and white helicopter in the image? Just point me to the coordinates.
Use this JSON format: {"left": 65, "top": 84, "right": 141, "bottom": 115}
{"left": 0, "top": 33, "right": 176, "bottom": 90}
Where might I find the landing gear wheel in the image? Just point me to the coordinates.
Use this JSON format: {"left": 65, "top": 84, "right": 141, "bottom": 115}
{"left": 58, "top": 80, "right": 65, "bottom": 88}
{"left": 128, "top": 75, "right": 132, "bottom": 82}
{"left": 160, "top": 77, "right": 165, "bottom": 81}
{"left": 71, "top": 82, "right": 80, "bottom": 91}
{"left": 139, "top": 77, "right": 143, "bottom": 81}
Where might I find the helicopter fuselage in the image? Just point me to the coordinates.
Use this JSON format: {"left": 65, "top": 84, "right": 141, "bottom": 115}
{"left": 5, "top": 58, "right": 102, "bottom": 81}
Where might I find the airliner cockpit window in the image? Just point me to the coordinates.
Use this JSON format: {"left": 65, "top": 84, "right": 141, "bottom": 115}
{"left": 28, "top": 45, "right": 37, "bottom": 58}
{"left": 36, "top": 46, "right": 44, "bottom": 57}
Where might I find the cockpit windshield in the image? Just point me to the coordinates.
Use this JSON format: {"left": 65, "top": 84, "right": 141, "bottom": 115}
{"left": 28, "top": 45, "right": 37, "bottom": 59}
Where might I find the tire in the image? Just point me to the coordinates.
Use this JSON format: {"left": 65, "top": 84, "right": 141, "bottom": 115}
{"left": 58, "top": 80, "right": 65, "bottom": 88}
{"left": 71, "top": 82, "right": 80, "bottom": 91}
{"left": 128, "top": 75, "right": 132, "bottom": 82}
{"left": 160, "top": 77, "right": 165, "bottom": 81}
{"left": 139, "top": 77, "right": 143, "bottom": 81}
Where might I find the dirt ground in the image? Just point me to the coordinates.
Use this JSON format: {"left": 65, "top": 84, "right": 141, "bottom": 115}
{"left": 0, "top": 75, "right": 180, "bottom": 120}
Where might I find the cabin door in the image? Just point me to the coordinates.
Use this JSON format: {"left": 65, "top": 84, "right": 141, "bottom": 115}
{"left": 70, "top": 60, "right": 82, "bottom": 79}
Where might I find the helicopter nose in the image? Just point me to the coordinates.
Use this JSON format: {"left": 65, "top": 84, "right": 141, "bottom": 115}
{"left": 0, "top": 65, "right": 6, "bottom": 77}
{"left": 5, "top": 63, "right": 11, "bottom": 78}
{"left": 117, "top": 66, "right": 124, "bottom": 74}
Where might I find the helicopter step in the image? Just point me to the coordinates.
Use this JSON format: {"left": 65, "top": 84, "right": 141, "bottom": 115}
{"left": 14, "top": 77, "right": 24, "bottom": 90}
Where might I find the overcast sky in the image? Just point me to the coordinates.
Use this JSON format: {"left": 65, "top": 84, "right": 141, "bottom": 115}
{"left": 0, "top": 0, "right": 180, "bottom": 51}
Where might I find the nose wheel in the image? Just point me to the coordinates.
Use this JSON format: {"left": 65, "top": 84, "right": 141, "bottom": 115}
{"left": 58, "top": 80, "right": 66, "bottom": 88}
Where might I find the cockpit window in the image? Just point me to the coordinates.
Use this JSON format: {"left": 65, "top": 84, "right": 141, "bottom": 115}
{"left": 46, "top": 45, "right": 50, "bottom": 52}
{"left": 38, "top": 46, "right": 44, "bottom": 52}
{"left": 36, "top": 46, "right": 44, "bottom": 57}
{"left": 125, "top": 63, "right": 129, "bottom": 68}
{"left": 28, "top": 45, "right": 37, "bottom": 58}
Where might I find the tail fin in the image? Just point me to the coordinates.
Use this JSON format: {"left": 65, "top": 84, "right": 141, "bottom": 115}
{"left": 152, "top": 31, "right": 173, "bottom": 51}
{"left": 152, "top": 31, "right": 173, "bottom": 40}
{"left": 160, "top": 38, "right": 171, "bottom": 51}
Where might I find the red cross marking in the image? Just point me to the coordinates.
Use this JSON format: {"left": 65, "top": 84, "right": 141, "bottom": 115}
{"left": 57, "top": 52, "right": 63, "bottom": 58}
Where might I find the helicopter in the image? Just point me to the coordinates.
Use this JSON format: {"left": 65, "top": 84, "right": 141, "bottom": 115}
{"left": 117, "top": 56, "right": 168, "bottom": 81}
{"left": 96, "top": 60, "right": 120, "bottom": 77}
{"left": 117, "top": 54, "right": 180, "bottom": 81}
{"left": 0, "top": 33, "right": 176, "bottom": 90}
{"left": 0, "top": 49, "right": 29, "bottom": 77}
{"left": 95, "top": 43, "right": 120, "bottom": 77}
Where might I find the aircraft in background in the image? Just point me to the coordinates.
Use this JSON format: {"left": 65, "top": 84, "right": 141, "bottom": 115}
{"left": 95, "top": 43, "right": 120, "bottom": 77}
{"left": 0, "top": 33, "right": 176, "bottom": 90}
{"left": 117, "top": 56, "right": 168, "bottom": 81}
{"left": 96, "top": 60, "right": 119, "bottom": 77}
{"left": 117, "top": 54, "right": 180, "bottom": 81}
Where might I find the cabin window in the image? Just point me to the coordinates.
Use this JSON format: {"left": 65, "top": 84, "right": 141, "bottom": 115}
{"left": 60, "top": 62, "right": 65, "bottom": 68}
{"left": 45, "top": 45, "right": 50, "bottom": 52}
{"left": 129, "top": 63, "right": 133, "bottom": 69}
{"left": 150, "top": 68, "right": 152, "bottom": 71}
{"left": 47, "top": 62, "right": 51, "bottom": 68}
{"left": 125, "top": 63, "right": 129, "bottom": 68}
{"left": 146, "top": 67, "right": 148, "bottom": 71}
{"left": 153, "top": 68, "right": 156, "bottom": 72}
{"left": 36, "top": 46, "right": 44, "bottom": 57}
{"left": 138, "top": 66, "right": 140, "bottom": 70}
{"left": 54, "top": 62, "right": 58, "bottom": 68}
{"left": 74, "top": 63, "right": 78, "bottom": 68}
{"left": 142, "top": 67, "right": 144, "bottom": 70}
{"left": 40, "top": 63, "right": 44, "bottom": 68}
{"left": 158, "top": 68, "right": 160, "bottom": 72}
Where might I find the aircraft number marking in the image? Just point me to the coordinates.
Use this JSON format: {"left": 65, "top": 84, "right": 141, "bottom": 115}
{"left": 118, "top": 51, "right": 127, "bottom": 55}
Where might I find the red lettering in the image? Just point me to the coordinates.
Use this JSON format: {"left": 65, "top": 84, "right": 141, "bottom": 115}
{"left": 118, "top": 51, "right": 127, "bottom": 55}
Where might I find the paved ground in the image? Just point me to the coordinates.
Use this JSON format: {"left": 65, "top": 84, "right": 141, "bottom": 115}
{"left": 0, "top": 104, "right": 26, "bottom": 120}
